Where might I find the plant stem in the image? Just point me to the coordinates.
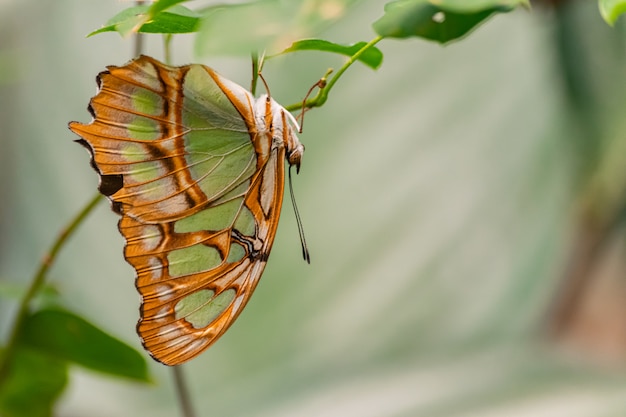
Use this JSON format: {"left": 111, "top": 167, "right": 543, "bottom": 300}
{"left": 284, "top": 35, "right": 384, "bottom": 113}
{"left": 133, "top": 0, "right": 145, "bottom": 57}
{"left": 0, "top": 192, "right": 103, "bottom": 386}
{"left": 164, "top": 34, "right": 173, "bottom": 65}
{"left": 172, "top": 366, "right": 197, "bottom": 417}
{"left": 134, "top": 32, "right": 144, "bottom": 58}
{"left": 250, "top": 51, "right": 260, "bottom": 96}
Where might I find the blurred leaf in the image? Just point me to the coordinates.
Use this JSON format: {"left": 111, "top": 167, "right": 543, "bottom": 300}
{"left": 18, "top": 308, "right": 150, "bottom": 382}
{"left": 0, "top": 347, "right": 68, "bottom": 417}
{"left": 417, "top": 0, "right": 529, "bottom": 12}
{"left": 196, "top": 1, "right": 299, "bottom": 56}
{"left": 276, "top": 39, "right": 383, "bottom": 69}
{"left": 373, "top": 0, "right": 527, "bottom": 43}
{"left": 88, "top": 5, "right": 200, "bottom": 37}
{"left": 599, "top": 0, "right": 626, "bottom": 25}
{"left": 195, "top": 0, "right": 358, "bottom": 56}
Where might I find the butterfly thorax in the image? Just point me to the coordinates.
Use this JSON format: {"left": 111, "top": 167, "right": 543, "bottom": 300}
{"left": 254, "top": 94, "right": 304, "bottom": 172}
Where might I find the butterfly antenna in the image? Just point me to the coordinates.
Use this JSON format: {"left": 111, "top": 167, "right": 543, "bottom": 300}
{"left": 258, "top": 71, "right": 272, "bottom": 98}
{"left": 289, "top": 165, "right": 310, "bottom": 263}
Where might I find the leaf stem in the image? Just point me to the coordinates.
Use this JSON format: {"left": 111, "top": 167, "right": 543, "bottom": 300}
{"left": 0, "top": 192, "right": 103, "bottom": 387}
{"left": 284, "top": 34, "right": 384, "bottom": 113}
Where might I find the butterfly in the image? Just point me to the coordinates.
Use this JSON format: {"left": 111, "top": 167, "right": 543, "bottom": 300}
{"left": 69, "top": 55, "right": 305, "bottom": 366}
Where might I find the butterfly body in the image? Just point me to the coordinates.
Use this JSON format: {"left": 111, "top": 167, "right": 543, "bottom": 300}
{"left": 69, "top": 55, "right": 303, "bottom": 365}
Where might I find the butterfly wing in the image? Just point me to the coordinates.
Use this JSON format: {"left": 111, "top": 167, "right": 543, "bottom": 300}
{"left": 69, "top": 55, "right": 288, "bottom": 365}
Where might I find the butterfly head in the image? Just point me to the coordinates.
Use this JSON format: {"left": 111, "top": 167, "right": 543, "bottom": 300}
{"left": 287, "top": 137, "right": 304, "bottom": 173}
{"left": 257, "top": 94, "right": 304, "bottom": 173}
{"left": 280, "top": 106, "right": 304, "bottom": 173}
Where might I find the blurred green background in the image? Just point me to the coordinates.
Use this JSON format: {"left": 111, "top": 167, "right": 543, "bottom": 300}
{"left": 2, "top": 0, "right": 626, "bottom": 416}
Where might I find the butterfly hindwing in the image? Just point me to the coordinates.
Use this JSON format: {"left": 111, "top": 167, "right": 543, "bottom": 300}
{"left": 70, "top": 55, "right": 302, "bottom": 365}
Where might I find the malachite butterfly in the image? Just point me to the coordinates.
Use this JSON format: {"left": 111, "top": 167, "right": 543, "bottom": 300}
{"left": 69, "top": 55, "right": 305, "bottom": 366}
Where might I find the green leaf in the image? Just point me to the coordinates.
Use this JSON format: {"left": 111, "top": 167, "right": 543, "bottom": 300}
{"left": 373, "top": 0, "right": 528, "bottom": 43}
{"left": 196, "top": 1, "right": 298, "bottom": 56}
{"left": 277, "top": 39, "right": 384, "bottom": 70}
{"left": 0, "top": 347, "right": 68, "bottom": 417}
{"left": 89, "top": 4, "right": 200, "bottom": 37}
{"left": 195, "top": 0, "right": 361, "bottom": 56}
{"left": 17, "top": 308, "right": 150, "bottom": 382}
{"left": 148, "top": 0, "right": 193, "bottom": 16}
{"left": 599, "top": 0, "right": 626, "bottom": 25}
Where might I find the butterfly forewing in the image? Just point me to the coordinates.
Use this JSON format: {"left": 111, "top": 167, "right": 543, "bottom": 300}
{"left": 69, "top": 55, "right": 301, "bottom": 365}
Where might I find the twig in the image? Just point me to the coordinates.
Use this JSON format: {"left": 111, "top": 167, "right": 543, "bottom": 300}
{"left": 172, "top": 366, "right": 197, "bottom": 417}
{"left": 133, "top": 0, "right": 145, "bottom": 57}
